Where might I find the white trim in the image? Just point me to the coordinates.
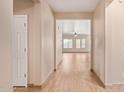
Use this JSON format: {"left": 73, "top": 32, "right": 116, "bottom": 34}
{"left": 41, "top": 69, "right": 54, "bottom": 85}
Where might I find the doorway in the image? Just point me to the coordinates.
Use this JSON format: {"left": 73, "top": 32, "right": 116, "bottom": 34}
{"left": 56, "top": 19, "right": 91, "bottom": 53}
{"left": 55, "top": 19, "right": 92, "bottom": 70}
{"left": 12, "top": 15, "right": 28, "bottom": 87}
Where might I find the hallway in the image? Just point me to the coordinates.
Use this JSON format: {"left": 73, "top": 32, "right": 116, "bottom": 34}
{"left": 14, "top": 53, "right": 107, "bottom": 92}
{"left": 14, "top": 53, "right": 124, "bottom": 92}
{"left": 41, "top": 53, "right": 102, "bottom": 92}
{"left": 1, "top": 0, "right": 124, "bottom": 92}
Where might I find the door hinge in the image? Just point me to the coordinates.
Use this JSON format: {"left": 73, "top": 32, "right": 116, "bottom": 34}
{"left": 24, "top": 23, "right": 26, "bottom": 27}
{"left": 24, "top": 73, "right": 26, "bottom": 78}
{"left": 24, "top": 48, "right": 26, "bottom": 52}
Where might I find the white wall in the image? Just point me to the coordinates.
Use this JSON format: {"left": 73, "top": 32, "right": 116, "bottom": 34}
{"left": 55, "top": 12, "right": 93, "bottom": 20}
{"left": 106, "top": 0, "right": 124, "bottom": 85}
{"left": 93, "top": 0, "right": 105, "bottom": 84}
{"left": 40, "top": 0, "right": 55, "bottom": 84}
{"left": 0, "top": 0, "right": 13, "bottom": 91}
{"left": 32, "top": 3, "right": 42, "bottom": 85}
{"left": 13, "top": 0, "right": 34, "bottom": 12}
{"left": 92, "top": 0, "right": 124, "bottom": 86}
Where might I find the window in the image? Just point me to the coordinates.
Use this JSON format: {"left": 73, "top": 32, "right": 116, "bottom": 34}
{"left": 76, "top": 39, "right": 81, "bottom": 48}
{"left": 63, "top": 21, "right": 74, "bottom": 34}
{"left": 62, "top": 20, "right": 91, "bottom": 35}
{"left": 74, "top": 20, "right": 91, "bottom": 35}
{"left": 63, "top": 39, "right": 73, "bottom": 48}
{"left": 81, "top": 39, "right": 86, "bottom": 48}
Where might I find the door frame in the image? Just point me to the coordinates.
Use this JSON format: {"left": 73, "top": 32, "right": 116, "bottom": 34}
{"left": 55, "top": 18, "right": 93, "bottom": 70}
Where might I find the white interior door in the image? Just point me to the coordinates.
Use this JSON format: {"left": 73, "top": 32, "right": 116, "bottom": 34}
{"left": 13, "top": 15, "right": 28, "bottom": 87}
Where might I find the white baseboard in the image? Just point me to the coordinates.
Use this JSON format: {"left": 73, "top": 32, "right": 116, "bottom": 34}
{"left": 56, "top": 59, "right": 63, "bottom": 69}
{"left": 41, "top": 68, "right": 54, "bottom": 85}
{"left": 0, "top": 84, "right": 13, "bottom": 92}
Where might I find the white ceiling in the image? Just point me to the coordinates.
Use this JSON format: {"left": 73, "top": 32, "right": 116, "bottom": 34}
{"left": 47, "top": 0, "right": 101, "bottom": 12}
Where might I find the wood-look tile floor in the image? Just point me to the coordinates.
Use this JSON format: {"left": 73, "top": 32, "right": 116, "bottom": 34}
{"left": 14, "top": 53, "right": 124, "bottom": 92}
